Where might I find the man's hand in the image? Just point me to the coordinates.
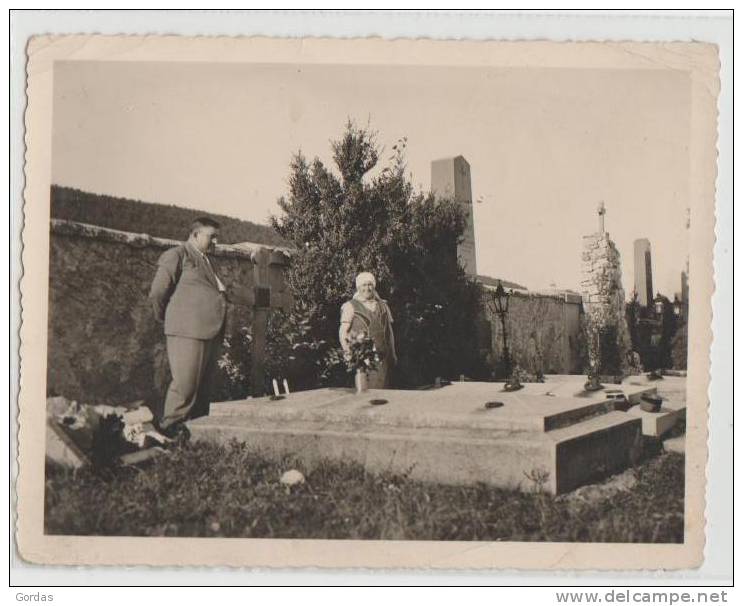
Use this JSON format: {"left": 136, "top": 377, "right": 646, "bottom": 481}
{"left": 149, "top": 248, "right": 181, "bottom": 322}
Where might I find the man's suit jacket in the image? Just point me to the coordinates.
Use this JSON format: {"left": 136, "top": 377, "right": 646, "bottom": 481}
{"left": 149, "top": 242, "right": 227, "bottom": 340}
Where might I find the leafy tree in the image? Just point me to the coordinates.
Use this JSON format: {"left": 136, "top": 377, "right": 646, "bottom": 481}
{"left": 270, "top": 122, "right": 487, "bottom": 387}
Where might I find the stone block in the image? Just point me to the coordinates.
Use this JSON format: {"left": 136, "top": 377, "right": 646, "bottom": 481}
{"left": 626, "top": 405, "right": 683, "bottom": 437}
{"left": 663, "top": 435, "right": 685, "bottom": 454}
{"left": 621, "top": 376, "right": 686, "bottom": 438}
{"left": 46, "top": 419, "right": 89, "bottom": 469}
{"left": 550, "top": 413, "right": 642, "bottom": 493}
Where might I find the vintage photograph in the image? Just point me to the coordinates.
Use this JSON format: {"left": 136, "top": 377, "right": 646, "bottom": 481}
{"left": 19, "top": 36, "right": 719, "bottom": 569}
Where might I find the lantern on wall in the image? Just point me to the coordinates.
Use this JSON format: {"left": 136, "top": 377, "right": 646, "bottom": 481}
{"left": 492, "top": 280, "right": 521, "bottom": 390}
{"left": 493, "top": 280, "right": 510, "bottom": 315}
{"left": 653, "top": 293, "right": 665, "bottom": 316}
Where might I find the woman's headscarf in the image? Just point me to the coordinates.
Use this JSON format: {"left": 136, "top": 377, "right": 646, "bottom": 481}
{"left": 355, "top": 272, "right": 376, "bottom": 290}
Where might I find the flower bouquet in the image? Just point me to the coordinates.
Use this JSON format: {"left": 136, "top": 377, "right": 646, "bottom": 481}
{"left": 346, "top": 332, "right": 383, "bottom": 393}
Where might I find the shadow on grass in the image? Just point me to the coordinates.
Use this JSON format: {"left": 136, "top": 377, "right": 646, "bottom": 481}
{"left": 44, "top": 440, "right": 684, "bottom": 543}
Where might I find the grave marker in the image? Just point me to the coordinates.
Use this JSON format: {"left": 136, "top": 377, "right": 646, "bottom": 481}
{"left": 248, "top": 246, "right": 291, "bottom": 396}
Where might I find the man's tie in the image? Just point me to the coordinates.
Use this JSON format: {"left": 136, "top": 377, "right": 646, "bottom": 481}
{"left": 203, "top": 254, "right": 226, "bottom": 292}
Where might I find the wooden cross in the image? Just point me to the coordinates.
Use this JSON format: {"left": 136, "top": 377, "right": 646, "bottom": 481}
{"left": 597, "top": 201, "right": 606, "bottom": 233}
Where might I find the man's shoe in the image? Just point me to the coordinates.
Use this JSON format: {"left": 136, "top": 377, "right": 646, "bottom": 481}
{"left": 162, "top": 423, "right": 190, "bottom": 444}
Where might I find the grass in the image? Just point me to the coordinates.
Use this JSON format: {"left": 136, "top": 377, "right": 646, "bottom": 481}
{"left": 45, "top": 441, "right": 684, "bottom": 542}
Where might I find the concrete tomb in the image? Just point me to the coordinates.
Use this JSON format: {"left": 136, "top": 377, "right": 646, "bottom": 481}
{"left": 187, "top": 376, "right": 684, "bottom": 494}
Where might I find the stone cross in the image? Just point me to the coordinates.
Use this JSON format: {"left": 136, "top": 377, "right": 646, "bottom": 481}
{"left": 597, "top": 201, "right": 606, "bottom": 233}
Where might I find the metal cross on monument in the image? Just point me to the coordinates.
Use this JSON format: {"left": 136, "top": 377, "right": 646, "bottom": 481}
{"left": 597, "top": 201, "right": 606, "bottom": 234}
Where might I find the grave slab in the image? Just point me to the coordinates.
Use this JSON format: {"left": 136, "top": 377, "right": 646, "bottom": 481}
{"left": 189, "top": 378, "right": 648, "bottom": 494}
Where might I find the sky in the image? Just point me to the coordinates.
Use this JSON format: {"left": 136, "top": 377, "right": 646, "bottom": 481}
{"left": 52, "top": 60, "right": 691, "bottom": 297}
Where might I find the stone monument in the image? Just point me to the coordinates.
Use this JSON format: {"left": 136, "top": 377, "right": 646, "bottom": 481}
{"left": 633, "top": 238, "right": 654, "bottom": 307}
{"left": 580, "top": 203, "right": 633, "bottom": 378}
{"left": 431, "top": 156, "right": 477, "bottom": 276}
{"left": 680, "top": 267, "right": 689, "bottom": 305}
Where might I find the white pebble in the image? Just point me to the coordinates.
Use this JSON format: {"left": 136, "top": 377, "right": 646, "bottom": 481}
{"left": 280, "top": 469, "right": 305, "bottom": 486}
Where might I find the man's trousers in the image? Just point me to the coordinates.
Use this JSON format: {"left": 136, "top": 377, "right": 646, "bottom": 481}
{"left": 160, "top": 334, "right": 221, "bottom": 429}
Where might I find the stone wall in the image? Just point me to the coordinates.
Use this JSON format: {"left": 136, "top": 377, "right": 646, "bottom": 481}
{"left": 47, "top": 220, "right": 291, "bottom": 409}
{"left": 579, "top": 232, "right": 633, "bottom": 376}
{"left": 483, "top": 289, "right": 584, "bottom": 375}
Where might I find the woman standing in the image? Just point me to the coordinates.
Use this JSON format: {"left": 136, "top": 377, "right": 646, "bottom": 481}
{"left": 339, "top": 272, "right": 397, "bottom": 388}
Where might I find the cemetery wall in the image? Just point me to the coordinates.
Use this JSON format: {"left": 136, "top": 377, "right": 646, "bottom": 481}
{"left": 46, "top": 220, "right": 290, "bottom": 409}
{"left": 483, "top": 290, "right": 584, "bottom": 375}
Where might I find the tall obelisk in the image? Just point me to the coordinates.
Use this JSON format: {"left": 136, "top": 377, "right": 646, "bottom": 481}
{"left": 633, "top": 238, "right": 654, "bottom": 307}
{"left": 431, "top": 156, "right": 477, "bottom": 276}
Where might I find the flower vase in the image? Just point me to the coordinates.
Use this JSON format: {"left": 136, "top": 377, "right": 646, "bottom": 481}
{"left": 355, "top": 370, "right": 369, "bottom": 394}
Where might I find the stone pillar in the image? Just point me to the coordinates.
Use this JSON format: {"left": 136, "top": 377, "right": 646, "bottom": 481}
{"left": 633, "top": 238, "right": 653, "bottom": 307}
{"left": 681, "top": 267, "right": 689, "bottom": 305}
{"left": 431, "top": 155, "right": 477, "bottom": 276}
{"left": 580, "top": 232, "right": 633, "bottom": 377}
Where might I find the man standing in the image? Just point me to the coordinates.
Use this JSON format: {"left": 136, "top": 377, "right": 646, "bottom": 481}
{"left": 149, "top": 217, "right": 227, "bottom": 436}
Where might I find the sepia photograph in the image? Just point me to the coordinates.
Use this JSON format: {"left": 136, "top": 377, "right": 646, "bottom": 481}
{"left": 17, "top": 34, "right": 720, "bottom": 569}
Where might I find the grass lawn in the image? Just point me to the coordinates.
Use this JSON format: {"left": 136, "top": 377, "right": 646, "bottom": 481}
{"left": 45, "top": 441, "right": 684, "bottom": 542}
